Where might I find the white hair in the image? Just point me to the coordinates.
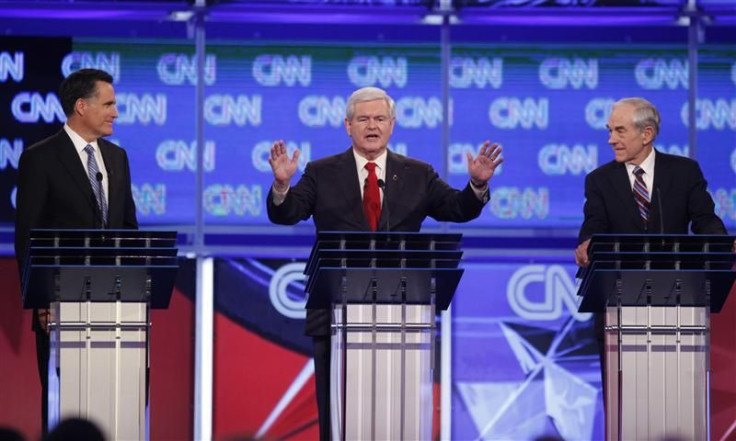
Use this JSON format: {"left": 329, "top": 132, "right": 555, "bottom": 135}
{"left": 345, "top": 87, "right": 395, "bottom": 120}
{"left": 614, "top": 97, "right": 661, "bottom": 140}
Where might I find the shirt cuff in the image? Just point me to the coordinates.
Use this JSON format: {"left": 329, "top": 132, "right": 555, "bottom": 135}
{"left": 470, "top": 180, "right": 489, "bottom": 202}
{"left": 271, "top": 183, "right": 289, "bottom": 206}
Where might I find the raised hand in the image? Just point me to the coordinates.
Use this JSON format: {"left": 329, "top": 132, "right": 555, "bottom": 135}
{"left": 466, "top": 140, "right": 503, "bottom": 186}
{"left": 268, "top": 140, "right": 300, "bottom": 191}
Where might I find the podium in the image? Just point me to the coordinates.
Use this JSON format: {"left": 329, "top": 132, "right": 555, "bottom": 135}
{"left": 21, "top": 229, "right": 179, "bottom": 440}
{"left": 577, "top": 234, "right": 735, "bottom": 441}
{"left": 305, "top": 232, "right": 464, "bottom": 441}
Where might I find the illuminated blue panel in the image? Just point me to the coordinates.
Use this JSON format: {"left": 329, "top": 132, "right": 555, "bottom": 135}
{"left": 452, "top": 261, "right": 602, "bottom": 440}
{"left": 232, "top": 0, "right": 432, "bottom": 4}
{"left": 3, "top": 38, "right": 733, "bottom": 232}
{"left": 695, "top": 46, "right": 736, "bottom": 229}
{"left": 455, "top": 0, "right": 683, "bottom": 7}
{"left": 66, "top": 40, "right": 736, "bottom": 230}
{"left": 448, "top": 44, "right": 733, "bottom": 230}
{"left": 199, "top": 43, "right": 443, "bottom": 225}
{"left": 70, "top": 40, "right": 198, "bottom": 225}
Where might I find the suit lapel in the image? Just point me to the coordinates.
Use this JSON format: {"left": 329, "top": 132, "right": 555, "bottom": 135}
{"left": 55, "top": 131, "right": 98, "bottom": 212}
{"left": 335, "top": 148, "right": 369, "bottom": 229}
{"left": 608, "top": 162, "right": 646, "bottom": 232}
{"left": 380, "top": 151, "right": 405, "bottom": 231}
{"left": 650, "top": 150, "right": 669, "bottom": 233}
{"left": 98, "top": 140, "right": 117, "bottom": 223}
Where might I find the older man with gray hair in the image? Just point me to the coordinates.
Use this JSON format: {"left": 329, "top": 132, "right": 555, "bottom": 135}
{"left": 267, "top": 86, "right": 504, "bottom": 440}
{"left": 575, "top": 96, "right": 729, "bottom": 391}
{"left": 576, "top": 97, "right": 727, "bottom": 266}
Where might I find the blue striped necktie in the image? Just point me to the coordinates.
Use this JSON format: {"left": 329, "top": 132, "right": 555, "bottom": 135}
{"left": 632, "top": 166, "right": 649, "bottom": 227}
{"left": 84, "top": 144, "right": 108, "bottom": 226}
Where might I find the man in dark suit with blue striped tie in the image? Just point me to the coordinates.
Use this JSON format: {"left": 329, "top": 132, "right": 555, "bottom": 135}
{"left": 14, "top": 68, "right": 138, "bottom": 434}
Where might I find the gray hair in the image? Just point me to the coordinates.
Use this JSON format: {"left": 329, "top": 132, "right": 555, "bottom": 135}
{"left": 614, "top": 97, "right": 661, "bottom": 140}
{"left": 345, "top": 87, "right": 395, "bottom": 120}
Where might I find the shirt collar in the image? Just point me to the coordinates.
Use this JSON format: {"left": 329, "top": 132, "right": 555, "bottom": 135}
{"left": 625, "top": 147, "right": 656, "bottom": 176}
{"left": 353, "top": 148, "right": 387, "bottom": 174}
{"left": 64, "top": 124, "right": 99, "bottom": 155}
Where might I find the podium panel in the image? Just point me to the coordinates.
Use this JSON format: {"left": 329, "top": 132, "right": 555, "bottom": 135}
{"left": 306, "top": 232, "right": 464, "bottom": 441}
{"left": 331, "top": 304, "right": 434, "bottom": 441}
{"left": 577, "top": 234, "right": 735, "bottom": 441}
{"left": 605, "top": 305, "right": 708, "bottom": 440}
{"left": 50, "top": 302, "right": 148, "bottom": 440}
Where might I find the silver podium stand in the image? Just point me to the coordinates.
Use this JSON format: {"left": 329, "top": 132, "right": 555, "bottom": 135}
{"left": 306, "top": 232, "right": 464, "bottom": 441}
{"left": 578, "top": 234, "right": 735, "bottom": 441}
{"left": 21, "top": 229, "right": 179, "bottom": 441}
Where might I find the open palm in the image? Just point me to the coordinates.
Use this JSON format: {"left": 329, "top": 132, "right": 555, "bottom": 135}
{"left": 269, "top": 140, "right": 300, "bottom": 186}
{"left": 466, "top": 140, "right": 503, "bottom": 183}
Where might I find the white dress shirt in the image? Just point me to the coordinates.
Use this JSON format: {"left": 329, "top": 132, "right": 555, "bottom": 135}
{"left": 353, "top": 149, "right": 387, "bottom": 203}
{"left": 63, "top": 124, "right": 109, "bottom": 205}
{"left": 625, "top": 148, "right": 655, "bottom": 196}
{"left": 272, "top": 147, "right": 488, "bottom": 205}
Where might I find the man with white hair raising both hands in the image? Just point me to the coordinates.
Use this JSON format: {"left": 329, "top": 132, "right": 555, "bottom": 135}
{"left": 268, "top": 86, "right": 504, "bottom": 440}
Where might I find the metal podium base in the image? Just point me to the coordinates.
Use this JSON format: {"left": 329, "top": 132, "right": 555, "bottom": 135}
{"left": 605, "top": 305, "right": 709, "bottom": 441}
{"left": 49, "top": 301, "right": 149, "bottom": 440}
{"left": 331, "top": 304, "right": 435, "bottom": 441}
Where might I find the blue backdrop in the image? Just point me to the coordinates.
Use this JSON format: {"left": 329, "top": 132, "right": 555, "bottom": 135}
{"left": 2, "top": 37, "right": 734, "bottom": 230}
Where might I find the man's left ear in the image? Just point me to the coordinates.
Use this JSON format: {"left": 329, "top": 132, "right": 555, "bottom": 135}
{"left": 74, "top": 98, "right": 86, "bottom": 117}
{"left": 642, "top": 126, "right": 654, "bottom": 145}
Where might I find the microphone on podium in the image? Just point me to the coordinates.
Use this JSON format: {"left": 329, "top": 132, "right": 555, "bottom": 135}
{"left": 655, "top": 187, "right": 665, "bottom": 247}
{"left": 655, "top": 187, "right": 664, "bottom": 236}
{"left": 377, "top": 179, "right": 389, "bottom": 232}
{"left": 95, "top": 172, "right": 105, "bottom": 229}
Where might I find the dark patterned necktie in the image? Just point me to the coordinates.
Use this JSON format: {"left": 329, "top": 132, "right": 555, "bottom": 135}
{"left": 84, "top": 144, "right": 108, "bottom": 225}
{"left": 632, "top": 166, "right": 649, "bottom": 226}
{"left": 363, "top": 162, "right": 381, "bottom": 231}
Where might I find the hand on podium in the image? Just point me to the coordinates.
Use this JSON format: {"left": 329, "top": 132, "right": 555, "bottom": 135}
{"left": 37, "top": 308, "right": 50, "bottom": 334}
{"left": 575, "top": 238, "right": 591, "bottom": 268}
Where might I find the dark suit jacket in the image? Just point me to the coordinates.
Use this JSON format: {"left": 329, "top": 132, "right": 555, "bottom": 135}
{"left": 579, "top": 150, "right": 728, "bottom": 348}
{"left": 579, "top": 150, "right": 727, "bottom": 242}
{"left": 14, "top": 130, "right": 138, "bottom": 312}
{"left": 268, "top": 147, "right": 487, "bottom": 335}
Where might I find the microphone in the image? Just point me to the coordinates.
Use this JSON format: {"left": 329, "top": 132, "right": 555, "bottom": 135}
{"left": 377, "top": 179, "right": 389, "bottom": 232}
{"left": 95, "top": 172, "right": 105, "bottom": 229}
{"left": 656, "top": 187, "right": 665, "bottom": 246}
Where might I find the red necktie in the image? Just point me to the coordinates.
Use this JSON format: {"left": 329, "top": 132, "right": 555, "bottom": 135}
{"left": 363, "top": 162, "right": 381, "bottom": 231}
